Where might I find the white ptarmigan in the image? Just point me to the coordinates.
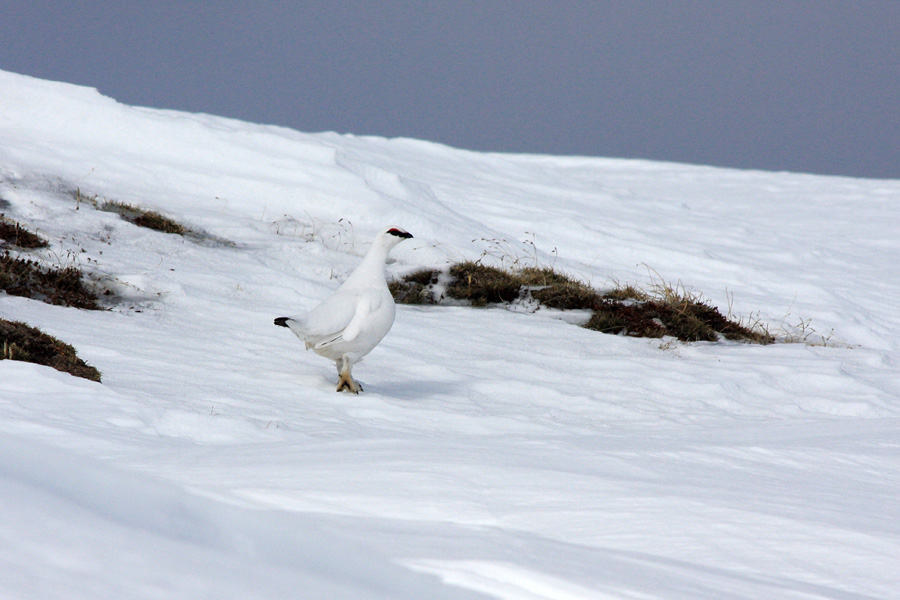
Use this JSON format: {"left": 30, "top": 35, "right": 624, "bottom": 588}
{"left": 274, "top": 226, "right": 413, "bottom": 393}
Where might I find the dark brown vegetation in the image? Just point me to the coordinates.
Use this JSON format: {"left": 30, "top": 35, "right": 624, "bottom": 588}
{"left": 447, "top": 261, "right": 522, "bottom": 306}
{"left": 74, "top": 189, "right": 234, "bottom": 246}
{"left": 587, "top": 291, "right": 772, "bottom": 343}
{"left": 1, "top": 252, "right": 102, "bottom": 310}
{"left": 519, "top": 267, "right": 601, "bottom": 310}
{"left": 98, "top": 200, "right": 186, "bottom": 235}
{"left": 1, "top": 318, "right": 101, "bottom": 381}
{"left": 391, "top": 261, "right": 772, "bottom": 344}
{"left": 388, "top": 268, "right": 442, "bottom": 305}
{"left": 77, "top": 189, "right": 186, "bottom": 235}
{"left": 0, "top": 215, "right": 48, "bottom": 249}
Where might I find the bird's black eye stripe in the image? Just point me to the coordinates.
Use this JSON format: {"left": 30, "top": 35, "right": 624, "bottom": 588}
{"left": 387, "top": 228, "right": 413, "bottom": 238}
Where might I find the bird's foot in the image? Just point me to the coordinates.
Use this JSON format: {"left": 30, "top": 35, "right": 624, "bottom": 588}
{"left": 336, "top": 372, "right": 362, "bottom": 394}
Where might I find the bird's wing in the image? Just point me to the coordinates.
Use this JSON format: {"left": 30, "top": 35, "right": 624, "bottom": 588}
{"left": 314, "top": 291, "right": 383, "bottom": 349}
{"left": 300, "top": 291, "right": 359, "bottom": 337}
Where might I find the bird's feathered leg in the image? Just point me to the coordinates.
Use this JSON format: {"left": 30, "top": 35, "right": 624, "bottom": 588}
{"left": 336, "top": 355, "right": 362, "bottom": 393}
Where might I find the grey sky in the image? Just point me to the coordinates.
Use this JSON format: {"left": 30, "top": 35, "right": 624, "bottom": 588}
{"left": 3, "top": 1, "right": 899, "bottom": 179}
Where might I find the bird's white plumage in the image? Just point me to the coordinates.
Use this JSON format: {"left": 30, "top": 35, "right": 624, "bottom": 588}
{"left": 276, "top": 226, "right": 412, "bottom": 392}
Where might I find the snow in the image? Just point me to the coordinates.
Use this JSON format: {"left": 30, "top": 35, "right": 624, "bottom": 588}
{"left": 2, "top": 69, "right": 900, "bottom": 599}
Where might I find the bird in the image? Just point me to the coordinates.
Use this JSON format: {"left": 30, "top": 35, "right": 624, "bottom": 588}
{"left": 274, "top": 226, "right": 413, "bottom": 393}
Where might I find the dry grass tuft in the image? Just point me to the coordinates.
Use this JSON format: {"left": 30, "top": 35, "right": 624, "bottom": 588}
{"left": 586, "top": 300, "right": 668, "bottom": 338}
{"left": 601, "top": 284, "right": 650, "bottom": 302}
{"left": 1, "top": 252, "right": 102, "bottom": 310}
{"left": 588, "top": 282, "right": 773, "bottom": 343}
{"left": 391, "top": 261, "right": 773, "bottom": 344}
{"left": 445, "top": 262, "right": 522, "bottom": 306}
{"left": 519, "top": 267, "right": 600, "bottom": 310}
{"left": 0, "top": 215, "right": 48, "bottom": 249}
{"left": 80, "top": 191, "right": 233, "bottom": 246}
{"left": 1, "top": 318, "right": 101, "bottom": 381}
{"left": 98, "top": 200, "right": 186, "bottom": 235}
{"left": 388, "top": 268, "right": 442, "bottom": 304}
{"left": 394, "top": 263, "right": 601, "bottom": 310}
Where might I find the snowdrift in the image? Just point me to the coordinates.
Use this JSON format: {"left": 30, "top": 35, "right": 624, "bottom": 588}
{"left": 2, "top": 69, "right": 900, "bottom": 599}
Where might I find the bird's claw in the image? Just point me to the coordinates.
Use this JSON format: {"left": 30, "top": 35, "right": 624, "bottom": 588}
{"left": 336, "top": 372, "right": 362, "bottom": 394}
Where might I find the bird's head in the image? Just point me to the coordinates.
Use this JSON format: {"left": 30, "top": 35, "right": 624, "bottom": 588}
{"left": 380, "top": 227, "right": 414, "bottom": 247}
{"left": 385, "top": 227, "right": 413, "bottom": 239}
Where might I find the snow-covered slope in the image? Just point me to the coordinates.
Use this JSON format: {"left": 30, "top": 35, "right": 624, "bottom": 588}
{"left": 2, "top": 69, "right": 900, "bottom": 599}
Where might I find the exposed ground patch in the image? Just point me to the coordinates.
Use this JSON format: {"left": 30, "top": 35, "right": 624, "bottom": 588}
{"left": 97, "top": 199, "right": 187, "bottom": 235}
{"left": 0, "top": 214, "right": 48, "bottom": 249}
{"left": 76, "top": 189, "right": 233, "bottom": 246}
{"left": 587, "top": 288, "right": 772, "bottom": 344}
{"left": 1, "top": 252, "right": 102, "bottom": 310}
{"left": 1, "top": 318, "right": 101, "bottom": 382}
{"left": 391, "top": 262, "right": 773, "bottom": 344}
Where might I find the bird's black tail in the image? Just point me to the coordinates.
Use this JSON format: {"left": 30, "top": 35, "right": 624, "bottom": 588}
{"left": 274, "top": 317, "right": 290, "bottom": 328}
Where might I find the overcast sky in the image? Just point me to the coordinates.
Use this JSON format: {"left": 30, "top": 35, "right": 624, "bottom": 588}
{"left": 3, "top": 1, "right": 899, "bottom": 179}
